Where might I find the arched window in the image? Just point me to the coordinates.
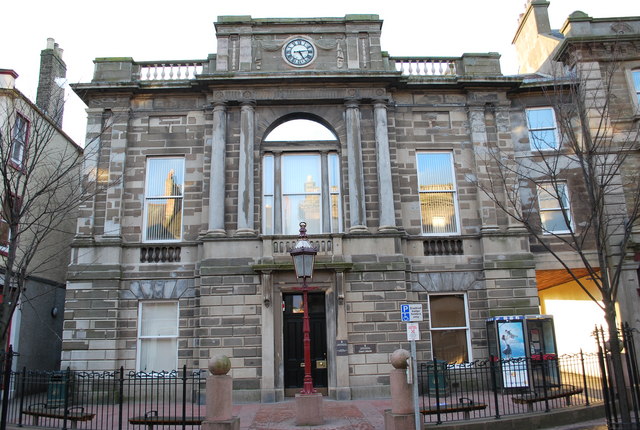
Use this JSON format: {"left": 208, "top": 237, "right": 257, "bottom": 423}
{"left": 262, "top": 119, "right": 341, "bottom": 235}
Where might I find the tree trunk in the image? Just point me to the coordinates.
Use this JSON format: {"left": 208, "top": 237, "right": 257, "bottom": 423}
{"left": 604, "top": 299, "right": 632, "bottom": 427}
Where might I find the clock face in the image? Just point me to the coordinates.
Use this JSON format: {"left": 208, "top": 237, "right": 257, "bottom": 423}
{"left": 283, "top": 38, "right": 316, "bottom": 67}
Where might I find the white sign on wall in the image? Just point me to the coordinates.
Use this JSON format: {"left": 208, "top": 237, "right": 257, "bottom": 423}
{"left": 406, "top": 322, "right": 420, "bottom": 341}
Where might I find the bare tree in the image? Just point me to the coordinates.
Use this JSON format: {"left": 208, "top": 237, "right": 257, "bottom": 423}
{"left": 474, "top": 54, "right": 640, "bottom": 424}
{"left": 0, "top": 86, "right": 106, "bottom": 355}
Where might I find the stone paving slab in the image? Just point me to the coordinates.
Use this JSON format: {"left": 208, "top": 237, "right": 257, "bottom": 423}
{"left": 233, "top": 399, "right": 390, "bottom": 429}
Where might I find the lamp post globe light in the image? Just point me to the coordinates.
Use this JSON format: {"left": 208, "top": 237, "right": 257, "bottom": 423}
{"left": 289, "top": 222, "right": 318, "bottom": 395}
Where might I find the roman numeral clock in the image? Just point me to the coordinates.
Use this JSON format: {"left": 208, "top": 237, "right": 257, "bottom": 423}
{"left": 283, "top": 38, "right": 316, "bottom": 67}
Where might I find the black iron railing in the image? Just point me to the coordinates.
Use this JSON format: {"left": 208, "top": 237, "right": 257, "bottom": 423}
{"left": 418, "top": 352, "right": 604, "bottom": 424}
{"left": 0, "top": 361, "right": 205, "bottom": 430}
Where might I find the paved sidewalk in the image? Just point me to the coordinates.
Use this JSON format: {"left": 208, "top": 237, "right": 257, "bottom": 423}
{"left": 5, "top": 399, "right": 609, "bottom": 430}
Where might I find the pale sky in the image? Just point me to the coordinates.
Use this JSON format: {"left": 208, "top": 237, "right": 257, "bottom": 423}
{"left": 2, "top": 0, "right": 638, "bottom": 145}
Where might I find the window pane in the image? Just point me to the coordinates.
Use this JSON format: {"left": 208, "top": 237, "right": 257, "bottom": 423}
{"left": 282, "top": 155, "right": 321, "bottom": 194}
{"left": 265, "top": 119, "right": 336, "bottom": 142}
{"left": 0, "top": 220, "right": 8, "bottom": 247}
{"left": 145, "top": 198, "right": 183, "bottom": 240}
{"left": 633, "top": 70, "right": 640, "bottom": 101}
{"left": 11, "top": 141, "right": 25, "bottom": 164}
{"left": 139, "top": 338, "right": 177, "bottom": 371}
{"left": 263, "top": 155, "right": 274, "bottom": 195}
{"left": 526, "top": 108, "right": 554, "bottom": 128}
{"left": 431, "top": 330, "right": 468, "bottom": 363}
{"left": 541, "top": 210, "right": 570, "bottom": 232}
{"left": 526, "top": 108, "right": 558, "bottom": 150}
{"left": 330, "top": 194, "right": 341, "bottom": 233}
{"left": 420, "top": 192, "right": 457, "bottom": 234}
{"left": 145, "top": 158, "right": 184, "bottom": 241}
{"left": 146, "top": 158, "right": 184, "bottom": 197}
{"left": 282, "top": 195, "right": 320, "bottom": 235}
{"left": 141, "top": 302, "right": 178, "bottom": 337}
{"left": 263, "top": 196, "right": 274, "bottom": 235}
{"left": 328, "top": 153, "right": 342, "bottom": 233}
{"left": 430, "top": 295, "right": 466, "bottom": 328}
{"left": 538, "top": 186, "right": 559, "bottom": 210}
{"left": 417, "top": 153, "right": 455, "bottom": 191}
{"left": 530, "top": 130, "right": 557, "bottom": 151}
{"left": 328, "top": 153, "right": 340, "bottom": 189}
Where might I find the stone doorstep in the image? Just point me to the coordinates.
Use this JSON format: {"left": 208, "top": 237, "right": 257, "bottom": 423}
{"left": 422, "top": 404, "right": 605, "bottom": 430}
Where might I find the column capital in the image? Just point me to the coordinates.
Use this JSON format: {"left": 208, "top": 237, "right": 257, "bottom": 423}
{"left": 344, "top": 98, "right": 360, "bottom": 109}
{"left": 212, "top": 101, "right": 227, "bottom": 111}
{"left": 373, "top": 99, "right": 390, "bottom": 109}
{"left": 241, "top": 100, "right": 256, "bottom": 109}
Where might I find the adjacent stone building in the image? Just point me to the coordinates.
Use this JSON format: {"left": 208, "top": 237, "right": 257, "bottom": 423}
{"left": 63, "top": 3, "right": 640, "bottom": 402}
{"left": 1, "top": 39, "right": 80, "bottom": 372}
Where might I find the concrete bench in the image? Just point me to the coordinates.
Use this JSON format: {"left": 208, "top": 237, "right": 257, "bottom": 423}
{"left": 129, "top": 411, "right": 204, "bottom": 430}
{"left": 512, "top": 384, "right": 583, "bottom": 412}
{"left": 22, "top": 405, "right": 95, "bottom": 429}
{"left": 421, "top": 398, "right": 487, "bottom": 420}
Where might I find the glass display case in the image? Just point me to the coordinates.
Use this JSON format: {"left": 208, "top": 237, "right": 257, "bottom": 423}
{"left": 486, "top": 315, "right": 559, "bottom": 390}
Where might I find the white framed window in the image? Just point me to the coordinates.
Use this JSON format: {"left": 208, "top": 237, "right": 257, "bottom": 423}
{"left": 416, "top": 152, "right": 460, "bottom": 235}
{"left": 143, "top": 157, "right": 184, "bottom": 242}
{"left": 262, "top": 152, "right": 342, "bottom": 235}
{"left": 526, "top": 107, "right": 559, "bottom": 151}
{"left": 428, "top": 294, "right": 471, "bottom": 364}
{"left": 10, "top": 114, "right": 29, "bottom": 169}
{"left": 537, "top": 182, "right": 572, "bottom": 234}
{"left": 137, "top": 301, "right": 178, "bottom": 372}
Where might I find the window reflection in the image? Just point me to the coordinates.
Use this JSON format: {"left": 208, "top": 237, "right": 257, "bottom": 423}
{"left": 417, "top": 152, "right": 459, "bottom": 235}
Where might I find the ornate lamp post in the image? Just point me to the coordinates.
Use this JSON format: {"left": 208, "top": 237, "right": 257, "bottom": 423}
{"left": 289, "top": 222, "right": 318, "bottom": 395}
{"left": 290, "top": 222, "right": 323, "bottom": 425}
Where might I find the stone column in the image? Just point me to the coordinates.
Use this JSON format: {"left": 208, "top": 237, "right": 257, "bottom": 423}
{"left": 75, "top": 107, "right": 106, "bottom": 237}
{"left": 103, "top": 107, "right": 130, "bottom": 239}
{"left": 207, "top": 102, "right": 227, "bottom": 236}
{"left": 374, "top": 101, "right": 397, "bottom": 232}
{"left": 468, "top": 105, "right": 498, "bottom": 231}
{"left": 345, "top": 100, "right": 368, "bottom": 233}
{"left": 236, "top": 101, "right": 255, "bottom": 236}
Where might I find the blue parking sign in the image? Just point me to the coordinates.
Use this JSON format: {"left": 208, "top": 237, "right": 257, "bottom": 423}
{"left": 401, "top": 304, "right": 411, "bottom": 322}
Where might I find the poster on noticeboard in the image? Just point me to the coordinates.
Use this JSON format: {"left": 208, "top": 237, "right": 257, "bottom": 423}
{"left": 497, "top": 320, "right": 529, "bottom": 388}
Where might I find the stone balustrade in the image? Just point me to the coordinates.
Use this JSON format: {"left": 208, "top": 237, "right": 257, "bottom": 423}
{"left": 423, "top": 238, "right": 464, "bottom": 256}
{"left": 140, "top": 245, "right": 182, "bottom": 263}
{"left": 392, "top": 57, "right": 458, "bottom": 76}
{"left": 270, "top": 238, "right": 333, "bottom": 256}
{"left": 137, "top": 61, "right": 206, "bottom": 80}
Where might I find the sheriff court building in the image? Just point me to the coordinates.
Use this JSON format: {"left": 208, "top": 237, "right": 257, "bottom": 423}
{"left": 63, "top": 4, "right": 640, "bottom": 402}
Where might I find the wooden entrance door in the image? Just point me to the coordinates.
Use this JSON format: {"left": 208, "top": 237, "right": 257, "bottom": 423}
{"left": 283, "top": 292, "right": 328, "bottom": 396}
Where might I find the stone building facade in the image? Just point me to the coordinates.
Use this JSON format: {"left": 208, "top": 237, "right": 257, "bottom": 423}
{"left": 513, "top": 1, "right": 640, "bottom": 354}
{"left": 63, "top": 4, "right": 640, "bottom": 402}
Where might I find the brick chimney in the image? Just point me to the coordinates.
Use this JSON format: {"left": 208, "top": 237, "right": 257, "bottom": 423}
{"left": 36, "top": 38, "right": 67, "bottom": 127}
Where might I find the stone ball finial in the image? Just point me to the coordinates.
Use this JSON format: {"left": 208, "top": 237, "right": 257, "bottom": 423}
{"left": 208, "top": 355, "right": 231, "bottom": 375}
{"left": 390, "top": 349, "right": 410, "bottom": 369}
